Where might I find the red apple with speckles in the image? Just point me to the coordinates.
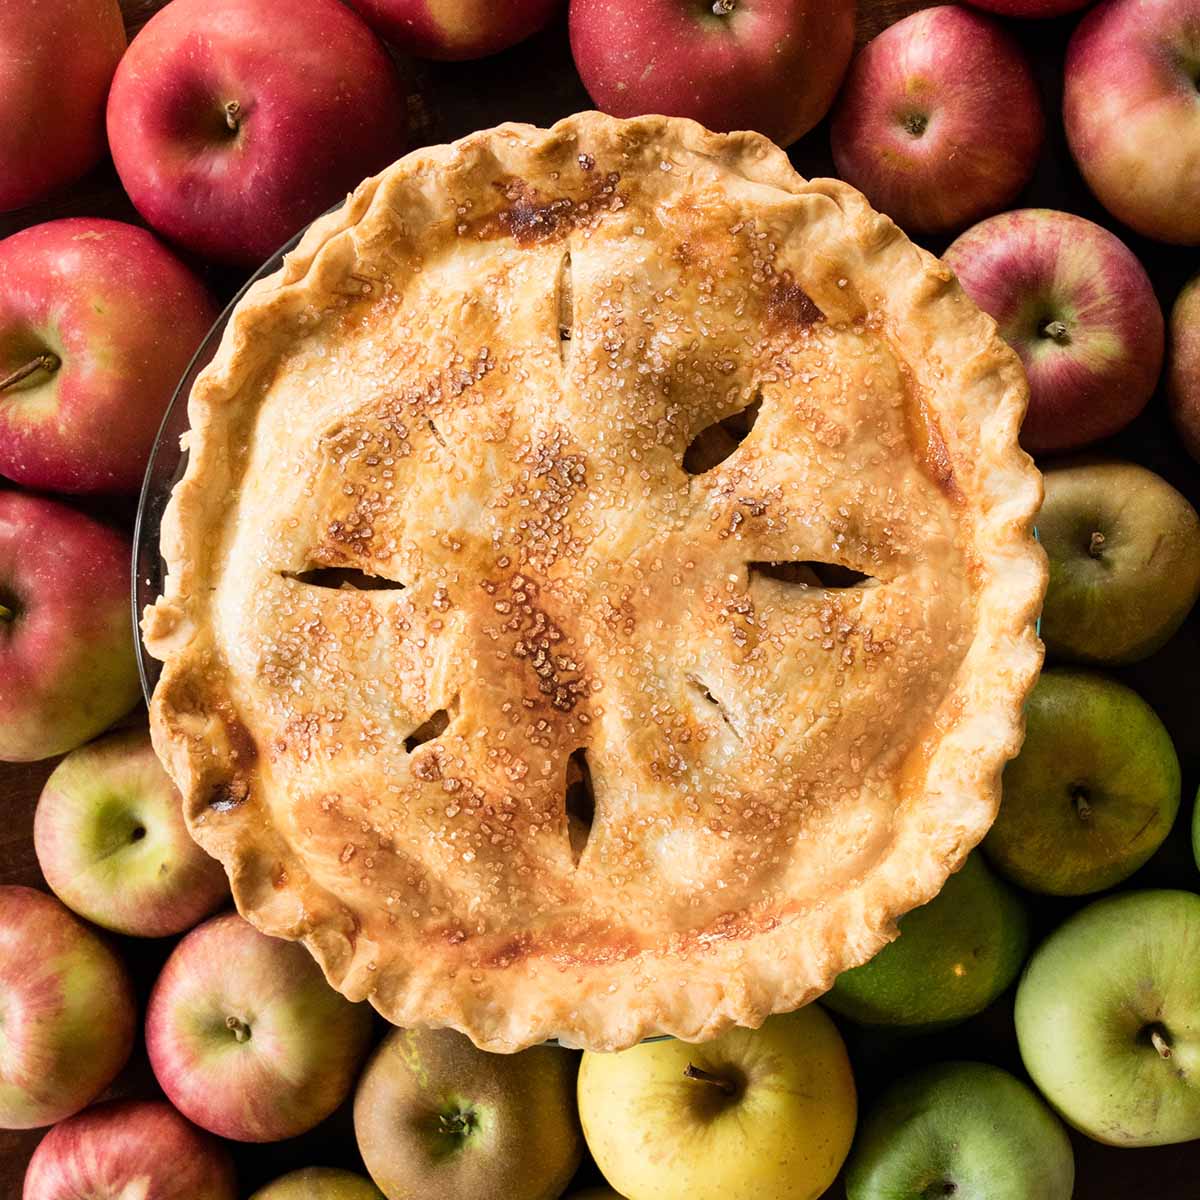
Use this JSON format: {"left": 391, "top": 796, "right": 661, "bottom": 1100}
{"left": 107, "top": 0, "right": 409, "bottom": 266}
{"left": 568, "top": 0, "right": 855, "bottom": 149}
{"left": 944, "top": 210, "right": 1162, "bottom": 454}
{"left": 0, "top": 219, "right": 217, "bottom": 494}
{"left": 0, "top": 887, "right": 135, "bottom": 1130}
{"left": 831, "top": 6, "right": 1044, "bottom": 235}
{"left": 344, "top": 0, "right": 563, "bottom": 60}
{"left": 1065, "top": 0, "right": 1200, "bottom": 244}
{"left": 1169, "top": 275, "right": 1200, "bottom": 463}
{"left": 146, "top": 913, "right": 374, "bottom": 1142}
{"left": 0, "top": 0, "right": 126, "bottom": 212}
{"left": 0, "top": 493, "right": 140, "bottom": 763}
{"left": 964, "top": 0, "right": 1093, "bottom": 14}
{"left": 22, "top": 1100, "right": 237, "bottom": 1200}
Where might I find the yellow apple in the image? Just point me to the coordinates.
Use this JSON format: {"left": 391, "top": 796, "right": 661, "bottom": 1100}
{"left": 578, "top": 1007, "right": 856, "bottom": 1200}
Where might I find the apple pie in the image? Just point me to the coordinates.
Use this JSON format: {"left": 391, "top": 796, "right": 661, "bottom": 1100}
{"left": 144, "top": 113, "right": 1046, "bottom": 1052}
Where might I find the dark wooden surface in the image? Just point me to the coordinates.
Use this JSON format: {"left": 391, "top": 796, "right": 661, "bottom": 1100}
{"left": 2, "top": 0, "right": 1199, "bottom": 1196}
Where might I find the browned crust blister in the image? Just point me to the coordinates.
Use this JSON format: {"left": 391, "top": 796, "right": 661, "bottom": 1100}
{"left": 145, "top": 113, "right": 1046, "bottom": 1052}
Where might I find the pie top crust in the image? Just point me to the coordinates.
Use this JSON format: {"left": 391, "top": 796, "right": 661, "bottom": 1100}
{"left": 144, "top": 112, "right": 1046, "bottom": 1053}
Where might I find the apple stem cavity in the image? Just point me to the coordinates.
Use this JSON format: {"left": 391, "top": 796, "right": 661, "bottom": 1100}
{"left": 437, "top": 1110, "right": 477, "bottom": 1137}
{"left": 902, "top": 113, "right": 929, "bottom": 138}
{"left": 683, "top": 1063, "right": 738, "bottom": 1095}
{"left": 225, "top": 1015, "right": 251, "bottom": 1043}
{"left": 0, "top": 352, "right": 60, "bottom": 393}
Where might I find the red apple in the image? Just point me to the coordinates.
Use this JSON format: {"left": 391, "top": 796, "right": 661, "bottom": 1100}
{"left": 964, "top": 0, "right": 1093, "bottom": 13}
{"left": 0, "top": 0, "right": 126, "bottom": 212}
{"left": 830, "top": 6, "right": 1044, "bottom": 235}
{"left": 22, "top": 1100, "right": 236, "bottom": 1200}
{"left": 107, "top": 0, "right": 410, "bottom": 266}
{"left": 944, "top": 209, "right": 1162, "bottom": 454}
{"left": 568, "top": 0, "right": 855, "bottom": 149}
{"left": 0, "top": 887, "right": 135, "bottom": 1130}
{"left": 1065, "top": 0, "right": 1200, "bottom": 244}
{"left": 35, "top": 729, "right": 228, "bottom": 938}
{"left": 146, "top": 913, "right": 374, "bottom": 1142}
{"left": 0, "top": 493, "right": 140, "bottom": 763}
{"left": 0, "top": 219, "right": 217, "bottom": 494}
{"left": 344, "top": 0, "right": 562, "bottom": 60}
{"left": 1169, "top": 275, "right": 1200, "bottom": 462}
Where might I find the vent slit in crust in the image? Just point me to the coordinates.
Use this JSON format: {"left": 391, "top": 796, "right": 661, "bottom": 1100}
{"left": 686, "top": 676, "right": 742, "bottom": 741}
{"left": 405, "top": 708, "right": 450, "bottom": 753}
{"left": 282, "top": 567, "right": 406, "bottom": 591}
{"left": 682, "top": 395, "right": 762, "bottom": 474}
{"left": 749, "top": 561, "right": 876, "bottom": 589}
{"left": 565, "top": 748, "right": 595, "bottom": 865}
{"left": 557, "top": 250, "right": 574, "bottom": 362}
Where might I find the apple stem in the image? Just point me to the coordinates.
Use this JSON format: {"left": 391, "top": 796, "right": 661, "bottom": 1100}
{"left": 1071, "top": 787, "right": 1092, "bottom": 823}
{"left": 0, "top": 604, "right": 11, "bottom": 623}
{"left": 224, "top": 100, "right": 242, "bottom": 133}
{"left": 712, "top": 0, "right": 736, "bottom": 12}
{"left": 683, "top": 1063, "right": 738, "bottom": 1095}
{"left": 225, "top": 1015, "right": 251, "bottom": 1043}
{"left": 0, "top": 352, "right": 60, "bottom": 393}
{"left": 1041, "top": 319, "right": 1070, "bottom": 344}
{"left": 1088, "top": 531, "right": 1106, "bottom": 559}
{"left": 1151, "top": 1028, "right": 1173, "bottom": 1059}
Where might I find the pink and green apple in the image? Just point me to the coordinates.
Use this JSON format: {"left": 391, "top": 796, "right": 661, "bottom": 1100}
{"left": 344, "top": 0, "right": 562, "bottom": 60}
{"left": 34, "top": 729, "right": 229, "bottom": 938}
{"left": 21, "top": 1099, "right": 237, "bottom": 1200}
{"left": 964, "top": 0, "right": 1092, "bottom": 12}
{"left": 1168, "top": 274, "right": 1200, "bottom": 462}
{"left": 0, "top": 886, "right": 135, "bottom": 1130}
{"left": 0, "top": 492, "right": 140, "bottom": 763}
{"left": 1065, "top": 0, "right": 1200, "bottom": 244}
{"left": 569, "top": 0, "right": 855, "bottom": 149}
{"left": 107, "top": 0, "right": 410, "bottom": 266}
{"left": 0, "top": 0, "right": 126, "bottom": 212}
{"left": 944, "top": 209, "right": 1163, "bottom": 454}
{"left": 250, "top": 1168, "right": 384, "bottom": 1200}
{"left": 831, "top": 7, "right": 1044, "bottom": 235}
{"left": 0, "top": 218, "right": 217, "bottom": 493}
{"left": 146, "top": 912, "right": 373, "bottom": 1142}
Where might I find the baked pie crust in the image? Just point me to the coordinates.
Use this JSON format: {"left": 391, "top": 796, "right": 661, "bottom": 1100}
{"left": 144, "top": 112, "right": 1046, "bottom": 1053}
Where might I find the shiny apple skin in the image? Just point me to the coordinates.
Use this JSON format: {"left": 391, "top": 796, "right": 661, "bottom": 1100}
{"left": 1168, "top": 274, "right": 1200, "bottom": 462}
{"left": 344, "top": 0, "right": 563, "bottom": 60}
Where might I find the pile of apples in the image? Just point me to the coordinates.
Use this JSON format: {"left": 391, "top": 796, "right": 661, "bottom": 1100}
{"left": 2, "top": 0, "right": 1200, "bottom": 1197}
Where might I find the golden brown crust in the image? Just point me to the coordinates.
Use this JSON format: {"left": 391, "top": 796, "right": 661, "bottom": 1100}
{"left": 145, "top": 113, "right": 1045, "bottom": 1052}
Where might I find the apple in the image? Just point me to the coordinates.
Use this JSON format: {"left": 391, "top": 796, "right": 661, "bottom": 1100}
{"left": 1016, "top": 889, "right": 1200, "bottom": 1146}
{"left": 343, "top": 0, "right": 562, "bottom": 60}
{"left": 578, "top": 1007, "right": 855, "bottom": 1200}
{"left": 22, "top": 1099, "right": 237, "bottom": 1200}
{"left": 984, "top": 669, "right": 1180, "bottom": 895}
{"left": 146, "top": 912, "right": 373, "bottom": 1142}
{"left": 964, "top": 0, "right": 1093, "bottom": 13}
{"left": 1065, "top": 0, "right": 1200, "bottom": 244}
{"left": 107, "top": 0, "right": 410, "bottom": 266}
{"left": 0, "top": 492, "right": 140, "bottom": 763}
{"left": 1037, "top": 460, "right": 1200, "bottom": 664}
{"left": 354, "top": 1027, "right": 581, "bottom": 1200}
{"left": 34, "top": 728, "right": 228, "bottom": 937}
{"left": 823, "top": 853, "right": 1029, "bottom": 1028}
{"left": 1168, "top": 274, "right": 1200, "bottom": 462}
{"left": 0, "top": 886, "right": 135, "bottom": 1129}
{"left": 568, "top": 0, "right": 855, "bottom": 149}
{"left": 250, "top": 1168, "right": 384, "bottom": 1200}
{"left": 0, "top": 218, "right": 218, "bottom": 494}
{"left": 0, "top": 0, "right": 126, "bottom": 212}
{"left": 830, "top": 7, "right": 1044, "bottom": 235}
{"left": 943, "top": 209, "right": 1163, "bottom": 453}
{"left": 845, "top": 1061, "right": 1075, "bottom": 1200}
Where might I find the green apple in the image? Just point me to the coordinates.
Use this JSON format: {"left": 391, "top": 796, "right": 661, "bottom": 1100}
{"left": 578, "top": 1007, "right": 856, "bottom": 1200}
{"left": 354, "top": 1026, "right": 581, "bottom": 1200}
{"left": 846, "top": 1061, "right": 1074, "bottom": 1200}
{"left": 34, "top": 728, "right": 229, "bottom": 936}
{"left": 1037, "top": 460, "right": 1200, "bottom": 664}
{"left": 823, "top": 853, "right": 1029, "bottom": 1027}
{"left": 1016, "top": 889, "right": 1200, "bottom": 1146}
{"left": 250, "top": 1168, "right": 384, "bottom": 1199}
{"left": 984, "top": 669, "right": 1181, "bottom": 895}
